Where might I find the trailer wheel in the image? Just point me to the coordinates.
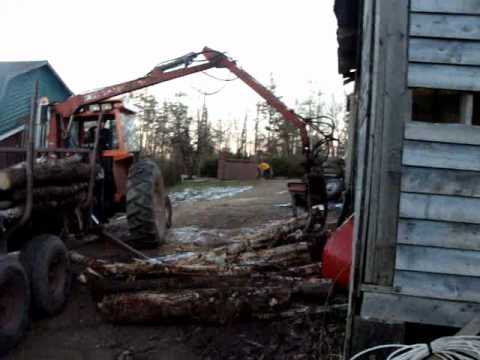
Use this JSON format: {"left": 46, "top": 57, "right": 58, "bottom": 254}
{"left": 0, "top": 257, "right": 30, "bottom": 355}
{"left": 20, "top": 235, "right": 71, "bottom": 317}
{"left": 126, "top": 160, "right": 167, "bottom": 248}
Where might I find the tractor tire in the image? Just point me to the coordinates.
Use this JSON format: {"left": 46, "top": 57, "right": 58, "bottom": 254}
{"left": 20, "top": 235, "right": 71, "bottom": 317}
{"left": 126, "top": 160, "right": 167, "bottom": 248}
{"left": 0, "top": 256, "right": 30, "bottom": 355}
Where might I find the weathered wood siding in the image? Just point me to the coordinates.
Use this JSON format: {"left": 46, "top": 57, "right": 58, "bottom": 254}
{"left": 408, "top": 1, "right": 480, "bottom": 90}
{"left": 395, "top": 121, "right": 480, "bottom": 302}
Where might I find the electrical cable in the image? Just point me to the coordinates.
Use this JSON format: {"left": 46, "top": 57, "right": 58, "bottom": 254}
{"left": 190, "top": 83, "right": 230, "bottom": 96}
{"left": 202, "top": 71, "right": 238, "bottom": 82}
{"left": 349, "top": 336, "right": 480, "bottom": 360}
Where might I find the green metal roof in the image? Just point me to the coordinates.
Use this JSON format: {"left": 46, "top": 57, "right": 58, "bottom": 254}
{"left": 0, "top": 61, "right": 72, "bottom": 137}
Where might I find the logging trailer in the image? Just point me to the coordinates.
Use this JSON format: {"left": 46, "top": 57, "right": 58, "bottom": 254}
{"left": 0, "top": 47, "right": 345, "bottom": 354}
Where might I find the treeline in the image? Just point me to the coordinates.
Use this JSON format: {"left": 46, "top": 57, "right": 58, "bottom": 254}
{"left": 126, "top": 78, "right": 346, "bottom": 185}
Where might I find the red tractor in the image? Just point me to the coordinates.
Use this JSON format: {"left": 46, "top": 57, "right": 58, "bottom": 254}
{"left": 0, "top": 47, "right": 350, "bottom": 354}
{"left": 47, "top": 47, "right": 336, "bottom": 247}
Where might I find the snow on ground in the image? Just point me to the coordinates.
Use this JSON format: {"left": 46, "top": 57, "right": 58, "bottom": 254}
{"left": 169, "top": 186, "right": 253, "bottom": 204}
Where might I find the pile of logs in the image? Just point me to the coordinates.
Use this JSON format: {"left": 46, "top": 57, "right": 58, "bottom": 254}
{"left": 72, "top": 216, "right": 338, "bottom": 325}
{"left": 0, "top": 155, "right": 91, "bottom": 222}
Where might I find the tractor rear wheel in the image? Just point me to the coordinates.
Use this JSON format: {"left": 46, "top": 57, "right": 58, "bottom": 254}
{"left": 0, "top": 256, "right": 30, "bottom": 355}
{"left": 126, "top": 160, "right": 168, "bottom": 248}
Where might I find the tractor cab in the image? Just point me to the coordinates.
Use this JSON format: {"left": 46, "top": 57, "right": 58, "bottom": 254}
{"left": 49, "top": 100, "right": 138, "bottom": 218}
{"left": 72, "top": 100, "right": 138, "bottom": 157}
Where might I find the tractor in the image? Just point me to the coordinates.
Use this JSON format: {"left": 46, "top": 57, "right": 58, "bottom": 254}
{"left": 0, "top": 46, "right": 350, "bottom": 355}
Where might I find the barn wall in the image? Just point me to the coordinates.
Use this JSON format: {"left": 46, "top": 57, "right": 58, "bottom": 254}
{"left": 408, "top": 1, "right": 480, "bottom": 91}
{"left": 356, "top": 0, "right": 480, "bottom": 331}
{"left": 393, "top": 121, "right": 480, "bottom": 302}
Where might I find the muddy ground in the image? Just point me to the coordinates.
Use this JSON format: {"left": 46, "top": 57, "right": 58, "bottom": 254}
{"left": 9, "top": 179, "right": 346, "bottom": 360}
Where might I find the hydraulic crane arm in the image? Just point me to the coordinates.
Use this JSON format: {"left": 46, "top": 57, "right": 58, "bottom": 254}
{"left": 53, "top": 47, "right": 310, "bottom": 154}
{"left": 53, "top": 54, "right": 217, "bottom": 119}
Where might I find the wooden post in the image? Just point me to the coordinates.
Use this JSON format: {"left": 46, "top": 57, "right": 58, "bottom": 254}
{"left": 346, "top": 0, "right": 410, "bottom": 356}
{"left": 364, "top": 0, "right": 411, "bottom": 286}
{"left": 460, "top": 93, "right": 474, "bottom": 125}
{"left": 344, "top": 0, "right": 375, "bottom": 356}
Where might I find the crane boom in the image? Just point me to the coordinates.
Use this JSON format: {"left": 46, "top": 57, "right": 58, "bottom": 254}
{"left": 53, "top": 47, "right": 310, "bottom": 154}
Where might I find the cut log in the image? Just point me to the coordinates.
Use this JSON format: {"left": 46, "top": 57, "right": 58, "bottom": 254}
{"left": 70, "top": 251, "right": 254, "bottom": 278}
{"left": 87, "top": 273, "right": 332, "bottom": 301}
{"left": 284, "top": 263, "right": 323, "bottom": 277}
{"left": 12, "top": 183, "right": 88, "bottom": 202}
{"left": 0, "top": 190, "right": 87, "bottom": 223}
{"left": 257, "top": 303, "right": 348, "bottom": 320}
{"left": 89, "top": 276, "right": 253, "bottom": 299}
{"left": 71, "top": 239, "right": 312, "bottom": 279}
{"left": 213, "top": 216, "right": 308, "bottom": 256}
{"left": 233, "top": 242, "right": 311, "bottom": 268}
{"left": 0, "top": 158, "right": 90, "bottom": 191}
{"left": 98, "top": 287, "right": 292, "bottom": 324}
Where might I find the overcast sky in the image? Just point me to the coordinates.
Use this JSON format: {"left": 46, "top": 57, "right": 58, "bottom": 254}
{"left": 1, "top": 0, "right": 344, "bottom": 123}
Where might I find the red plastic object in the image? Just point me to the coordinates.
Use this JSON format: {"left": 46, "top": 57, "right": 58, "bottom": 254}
{"left": 322, "top": 216, "right": 354, "bottom": 289}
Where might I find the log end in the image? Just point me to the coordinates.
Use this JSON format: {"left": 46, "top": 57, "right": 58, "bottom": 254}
{"left": 0, "top": 172, "right": 11, "bottom": 191}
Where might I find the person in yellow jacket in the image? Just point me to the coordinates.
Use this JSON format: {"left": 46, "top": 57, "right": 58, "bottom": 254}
{"left": 258, "top": 162, "right": 273, "bottom": 179}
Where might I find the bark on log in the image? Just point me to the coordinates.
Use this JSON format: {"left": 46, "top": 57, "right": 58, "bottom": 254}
{"left": 98, "top": 287, "right": 292, "bottom": 324}
{"left": 86, "top": 270, "right": 332, "bottom": 297}
{"left": 70, "top": 251, "right": 254, "bottom": 278}
{"left": 213, "top": 216, "right": 308, "bottom": 257}
{"left": 233, "top": 242, "right": 311, "bottom": 268}
{"left": 71, "top": 242, "right": 310, "bottom": 279}
{"left": 256, "top": 303, "right": 348, "bottom": 320}
{"left": 284, "top": 263, "right": 323, "bottom": 277}
{"left": 0, "top": 190, "right": 87, "bottom": 223}
{"left": 12, "top": 183, "right": 88, "bottom": 202}
{"left": 0, "top": 158, "right": 90, "bottom": 191}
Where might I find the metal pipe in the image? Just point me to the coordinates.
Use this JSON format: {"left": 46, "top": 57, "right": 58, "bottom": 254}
{"left": 101, "top": 229, "right": 150, "bottom": 260}
{"left": 83, "top": 112, "right": 103, "bottom": 209}
{"left": 0, "top": 147, "right": 90, "bottom": 153}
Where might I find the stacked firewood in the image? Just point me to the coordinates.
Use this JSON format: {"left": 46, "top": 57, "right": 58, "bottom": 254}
{"left": 72, "top": 216, "right": 338, "bottom": 325}
{"left": 0, "top": 155, "right": 91, "bottom": 221}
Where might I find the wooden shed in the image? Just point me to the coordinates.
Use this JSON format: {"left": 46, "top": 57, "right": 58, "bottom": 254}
{"left": 336, "top": 0, "right": 480, "bottom": 355}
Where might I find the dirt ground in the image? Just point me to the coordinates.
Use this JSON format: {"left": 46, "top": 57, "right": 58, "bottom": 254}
{"left": 8, "top": 179, "right": 346, "bottom": 360}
